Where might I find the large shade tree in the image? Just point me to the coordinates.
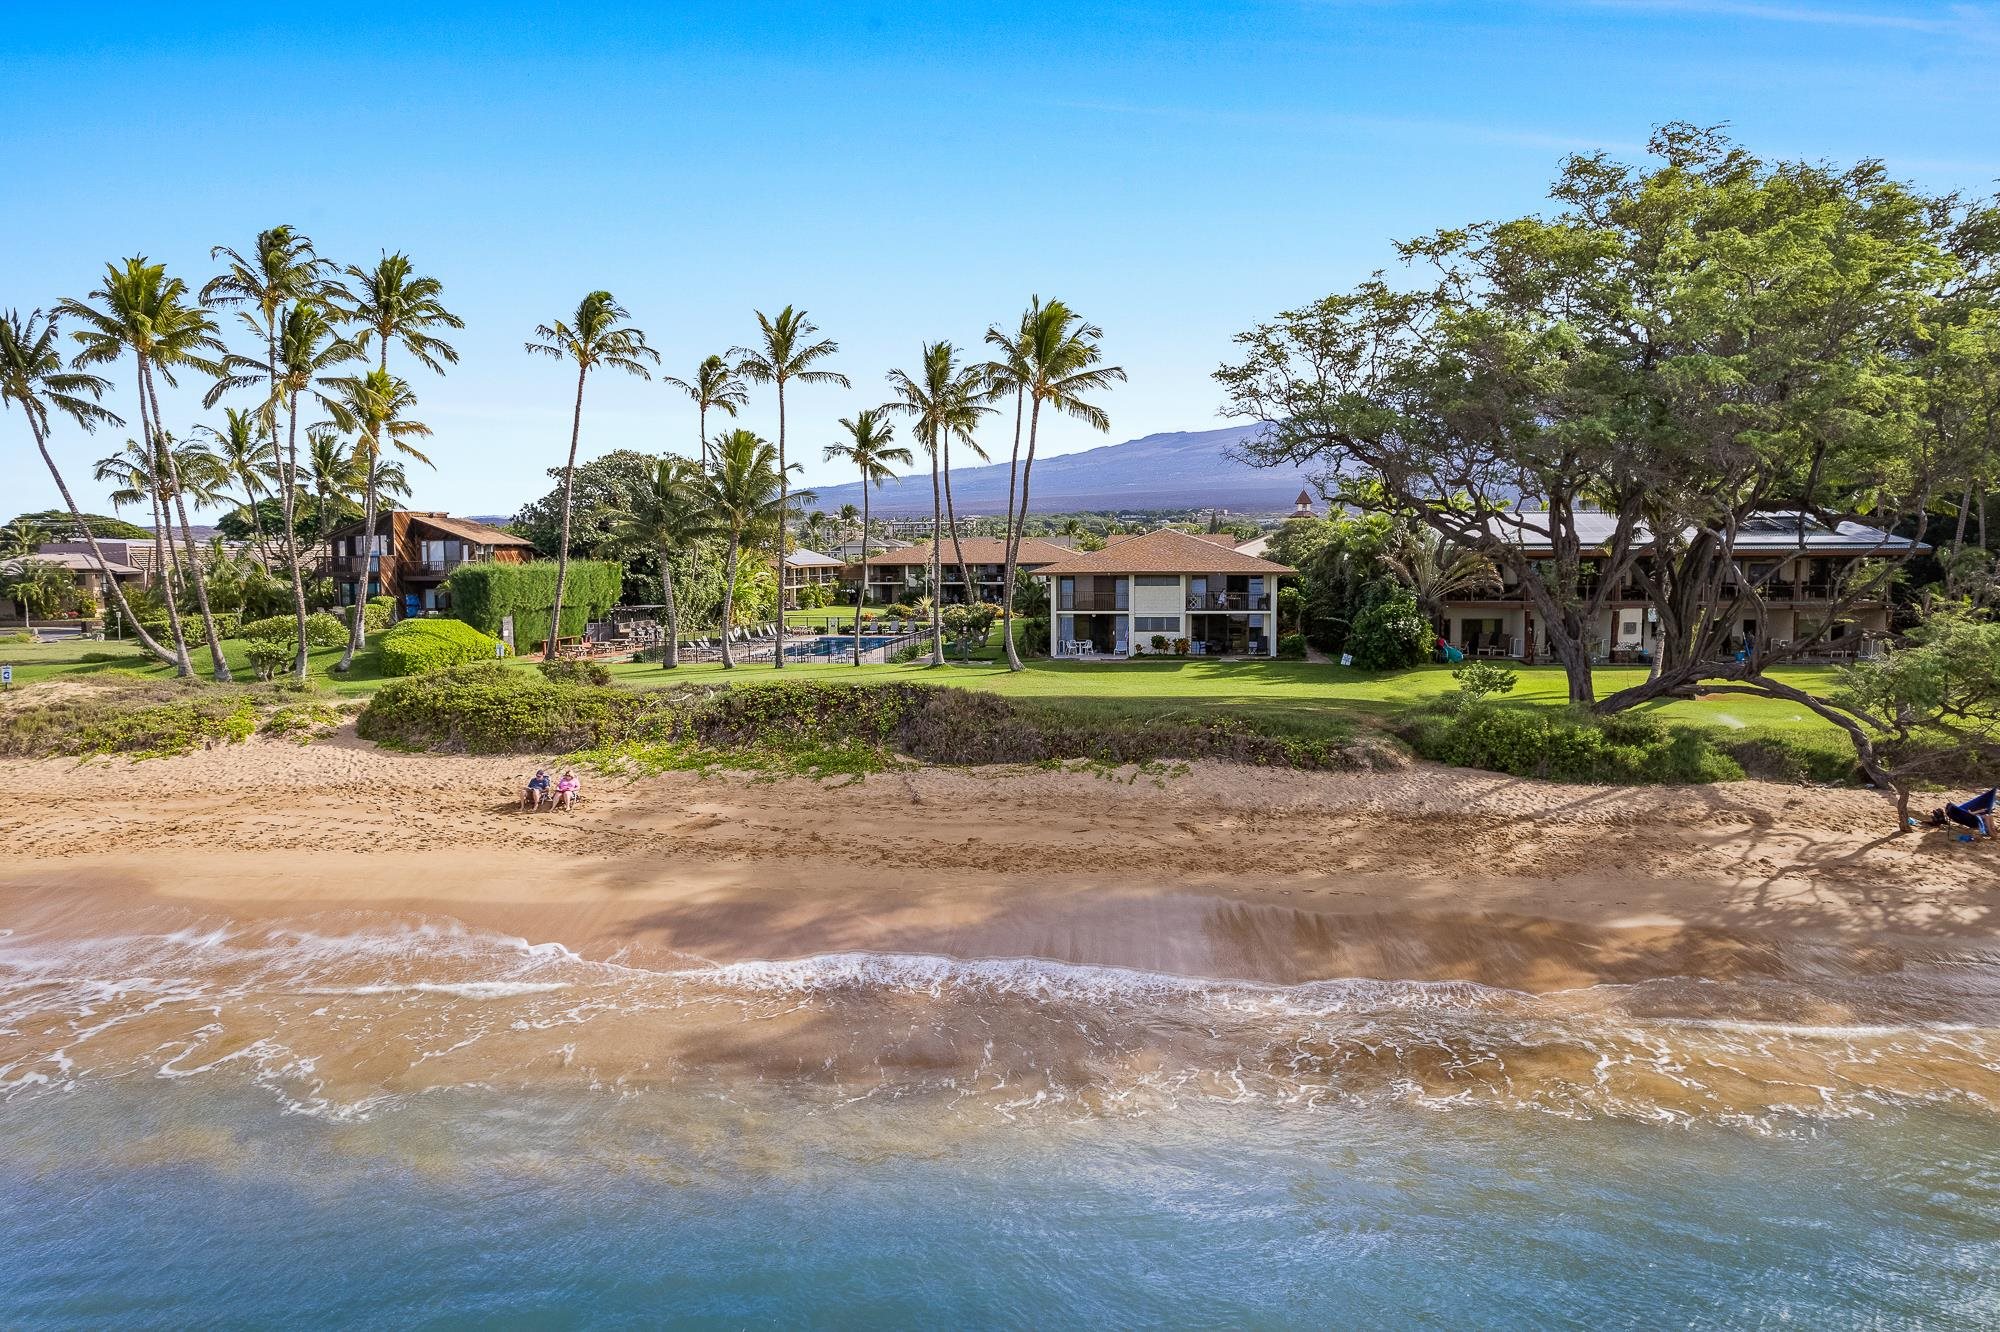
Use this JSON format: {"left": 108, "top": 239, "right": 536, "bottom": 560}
{"left": 525, "top": 291, "right": 656, "bottom": 658}
{"left": 732, "top": 306, "right": 849, "bottom": 668}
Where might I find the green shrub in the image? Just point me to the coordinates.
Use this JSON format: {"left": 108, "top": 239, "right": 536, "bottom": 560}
{"left": 364, "top": 598, "right": 395, "bottom": 633}
{"left": 538, "top": 657, "right": 612, "bottom": 687}
{"left": 1449, "top": 659, "right": 1518, "bottom": 703}
{"left": 358, "top": 662, "right": 676, "bottom": 752}
{"left": 241, "top": 612, "right": 347, "bottom": 646}
{"left": 377, "top": 618, "right": 507, "bottom": 676}
{"left": 137, "top": 612, "right": 241, "bottom": 640}
{"left": 1405, "top": 702, "right": 1741, "bottom": 785}
{"left": 1277, "top": 632, "right": 1307, "bottom": 660}
{"left": 1346, "top": 586, "right": 1429, "bottom": 670}
{"left": 0, "top": 685, "right": 259, "bottom": 759}
{"left": 1, "top": 631, "right": 34, "bottom": 644}
{"left": 244, "top": 638, "right": 295, "bottom": 681}
{"left": 443, "top": 560, "right": 621, "bottom": 653}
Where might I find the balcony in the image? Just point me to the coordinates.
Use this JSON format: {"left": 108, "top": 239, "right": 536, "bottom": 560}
{"left": 1186, "top": 592, "right": 1270, "bottom": 612}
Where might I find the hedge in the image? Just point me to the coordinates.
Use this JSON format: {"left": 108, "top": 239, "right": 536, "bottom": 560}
{"left": 240, "top": 612, "right": 349, "bottom": 646}
{"left": 138, "top": 611, "right": 241, "bottom": 640}
{"left": 1404, "top": 702, "right": 1742, "bottom": 785}
{"left": 443, "top": 560, "right": 622, "bottom": 652}
{"left": 377, "top": 618, "right": 508, "bottom": 676}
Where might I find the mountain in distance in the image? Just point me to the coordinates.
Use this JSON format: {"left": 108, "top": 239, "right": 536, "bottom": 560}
{"left": 805, "top": 423, "right": 1317, "bottom": 517}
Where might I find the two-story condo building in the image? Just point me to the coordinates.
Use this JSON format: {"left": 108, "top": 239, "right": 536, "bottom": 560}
{"left": 325, "top": 511, "right": 535, "bottom": 618}
{"left": 1441, "top": 510, "right": 1924, "bottom": 662}
{"left": 1033, "top": 529, "right": 1296, "bottom": 658}
{"left": 845, "top": 537, "right": 1071, "bottom": 605}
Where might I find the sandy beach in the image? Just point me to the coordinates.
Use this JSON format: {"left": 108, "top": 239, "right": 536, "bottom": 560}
{"left": 4, "top": 732, "right": 1996, "bottom": 992}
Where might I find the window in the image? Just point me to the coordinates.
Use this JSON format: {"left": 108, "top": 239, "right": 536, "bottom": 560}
{"left": 1135, "top": 575, "right": 1180, "bottom": 588}
{"left": 1134, "top": 616, "right": 1181, "bottom": 634}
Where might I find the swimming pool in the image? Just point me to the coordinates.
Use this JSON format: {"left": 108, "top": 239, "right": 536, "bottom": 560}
{"left": 792, "top": 634, "right": 905, "bottom": 658}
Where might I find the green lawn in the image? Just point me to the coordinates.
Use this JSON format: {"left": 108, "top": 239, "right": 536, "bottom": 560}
{"left": 3, "top": 632, "right": 1851, "bottom": 762}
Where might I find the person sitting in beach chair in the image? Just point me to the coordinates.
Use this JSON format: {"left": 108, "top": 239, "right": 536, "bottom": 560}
{"left": 1929, "top": 787, "right": 1996, "bottom": 839}
{"left": 521, "top": 768, "right": 551, "bottom": 812}
{"left": 552, "top": 768, "right": 581, "bottom": 812}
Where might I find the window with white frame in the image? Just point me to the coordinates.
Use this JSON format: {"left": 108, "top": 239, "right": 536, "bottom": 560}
{"left": 1134, "top": 616, "right": 1181, "bottom": 634}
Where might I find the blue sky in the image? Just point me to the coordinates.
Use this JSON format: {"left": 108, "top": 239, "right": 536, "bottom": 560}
{"left": 6, "top": 0, "right": 1997, "bottom": 519}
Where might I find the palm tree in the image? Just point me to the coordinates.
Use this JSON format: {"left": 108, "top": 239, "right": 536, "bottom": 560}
{"left": 703, "top": 428, "right": 788, "bottom": 670}
{"left": 935, "top": 352, "right": 996, "bottom": 647}
{"left": 0, "top": 309, "right": 172, "bottom": 660}
{"left": 662, "top": 353, "right": 747, "bottom": 471}
{"left": 262, "top": 303, "right": 363, "bottom": 672}
{"left": 981, "top": 308, "right": 1033, "bottom": 666}
{"left": 203, "top": 227, "right": 337, "bottom": 582}
{"left": 93, "top": 432, "right": 228, "bottom": 638}
{"left": 824, "top": 409, "right": 911, "bottom": 665}
{"left": 732, "top": 307, "right": 850, "bottom": 668}
{"left": 304, "top": 425, "right": 367, "bottom": 534}
{"left": 1385, "top": 527, "right": 1500, "bottom": 628}
{"left": 613, "top": 456, "right": 716, "bottom": 668}
{"left": 524, "top": 291, "right": 657, "bottom": 659}
{"left": 320, "top": 369, "right": 433, "bottom": 668}
{"left": 835, "top": 503, "right": 861, "bottom": 539}
{"left": 195, "top": 408, "right": 280, "bottom": 562}
{"left": 60, "top": 259, "right": 232, "bottom": 678}
{"left": 1, "top": 517, "right": 50, "bottom": 559}
{"left": 333, "top": 254, "right": 460, "bottom": 661}
{"left": 886, "top": 342, "right": 987, "bottom": 665}
{"left": 1, "top": 559, "right": 71, "bottom": 633}
{"left": 997, "top": 298, "right": 1125, "bottom": 671}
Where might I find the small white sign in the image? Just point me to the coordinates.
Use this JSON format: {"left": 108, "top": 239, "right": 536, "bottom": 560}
{"left": 1339, "top": 653, "right": 1353, "bottom": 667}
{"left": 1, "top": 665, "right": 11, "bottom": 685}
{"left": 495, "top": 642, "right": 506, "bottom": 659}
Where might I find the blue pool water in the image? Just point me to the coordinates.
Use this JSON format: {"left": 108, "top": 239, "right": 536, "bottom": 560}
{"left": 793, "top": 633, "right": 902, "bottom": 658}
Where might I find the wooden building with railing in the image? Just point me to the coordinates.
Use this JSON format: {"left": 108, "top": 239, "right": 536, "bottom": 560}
{"left": 323, "top": 512, "right": 535, "bottom": 620}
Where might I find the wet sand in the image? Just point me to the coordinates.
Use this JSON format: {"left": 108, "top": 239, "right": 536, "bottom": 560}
{"left": 4, "top": 732, "right": 1997, "bottom": 992}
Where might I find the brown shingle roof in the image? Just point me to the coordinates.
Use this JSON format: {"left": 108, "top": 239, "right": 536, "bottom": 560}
{"left": 856, "top": 537, "right": 1070, "bottom": 567}
{"left": 329, "top": 511, "right": 535, "bottom": 546}
{"left": 1033, "top": 528, "right": 1296, "bottom": 576}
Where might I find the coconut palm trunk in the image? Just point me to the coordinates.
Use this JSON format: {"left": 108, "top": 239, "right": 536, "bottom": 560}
{"left": 941, "top": 431, "right": 978, "bottom": 660}
{"left": 854, "top": 488, "right": 871, "bottom": 667}
{"left": 927, "top": 439, "right": 944, "bottom": 665}
{"left": 281, "top": 390, "right": 313, "bottom": 678}
{"left": 1008, "top": 394, "right": 1045, "bottom": 667}
{"left": 26, "top": 416, "right": 173, "bottom": 663}
{"left": 143, "top": 358, "right": 230, "bottom": 678}
{"left": 773, "top": 380, "right": 788, "bottom": 669}
{"left": 133, "top": 379, "right": 193, "bottom": 674}
{"left": 546, "top": 361, "right": 588, "bottom": 660}
{"left": 1000, "top": 386, "right": 1026, "bottom": 669}
{"left": 719, "top": 536, "right": 739, "bottom": 669}
{"left": 659, "top": 552, "right": 680, "bottom": 669}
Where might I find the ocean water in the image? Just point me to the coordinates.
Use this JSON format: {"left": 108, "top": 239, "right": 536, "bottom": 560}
{"left": 3, "top": 912, "right": 1999, "bottom": 1327}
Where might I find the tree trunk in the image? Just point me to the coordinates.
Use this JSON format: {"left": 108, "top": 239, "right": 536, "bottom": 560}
{"left": 1000, "top": 387, "right": 1025, "bottom": 671}
{"left": 928, "top": 434, "right": 944, "bottom": 666}
{"left": 1005, "top": 395, "right": 1044, "bottom": 671}
{"left": 545, "top": 362, "right": 587, "bottom": 661}
{"left": 142, "top": 358, "right": 231, "bottom": 680}
{"left": 854, "top": 487, "right": 870, "bottom": 667}
{"left": 942, "top": 427, "right": 975, "bottom": 661}
{"left": 282, "top": 390, "right": 312, "bottom": 680}
{"left": 25, "top": 413, "right": 176, "bottom": 664}
{"left": 719, "top": 536, "right": 738, "bottom": 669}
{"left": 774, "top": 379, "right": 788, "bottom": 669}
{"left": 660, "top": 550, "right": 679, "bottom": 669}
{"left": 338, "top": 452, "right": 380, "bottom": 672}
{"left": 133, "top": 364, "right": 192, "bottom": 675}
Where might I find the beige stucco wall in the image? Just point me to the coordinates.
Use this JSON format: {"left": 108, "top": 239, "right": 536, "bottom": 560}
{"left": 1130, "top": 576, "right": 1185, "bottom": 617}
